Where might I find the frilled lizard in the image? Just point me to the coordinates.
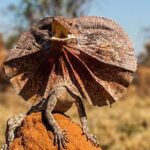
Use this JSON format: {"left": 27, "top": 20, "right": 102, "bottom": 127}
{"left": 1, "top": 16, "right": 137, "bottom": 150}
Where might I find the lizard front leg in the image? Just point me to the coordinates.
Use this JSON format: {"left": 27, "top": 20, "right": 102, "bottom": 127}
{"left": 45, "top": 94, "right": 69, "bottom": 149}
{"left": 1, "top": 100, "right": 46, "bottom": 150}
{"left": 75, "top": 97, "right": 99, "bottom": 147}
{"left": 6, "top": 113, "right": 26, "bottom": 144}
{"left": 1, "top": 113, "right": 26, "bottom": 150}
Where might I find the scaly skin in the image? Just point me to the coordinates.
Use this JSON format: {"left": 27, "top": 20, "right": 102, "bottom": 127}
{"left": 3, "top": 16, "right": 137, "bottom": 150}
{"left": 1, "top": 86, "right": 98, "bottom": 150}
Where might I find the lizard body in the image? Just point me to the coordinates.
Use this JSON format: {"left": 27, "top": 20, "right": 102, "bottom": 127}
{"left": 2, "top": 16, "right": 137, "bottom": 150}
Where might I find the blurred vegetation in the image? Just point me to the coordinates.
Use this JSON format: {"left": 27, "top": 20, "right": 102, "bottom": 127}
{"left": 135, "top": 30, "right": 150, "bottom": 96}
{"left": 0, "top": 35, "right": 9, "bottom": 91}
{"left": 138, "top": 28, "right": 150, "bottom": 66}
{"left": 0, "top": 0, "right": 150, "bottom": 150}
{"left": 67, "top": 88, "right": 150, "bottom": 150}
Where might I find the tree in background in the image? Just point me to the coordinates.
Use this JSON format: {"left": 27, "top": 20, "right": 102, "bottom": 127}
{"left": 5, "top": 0, "right": 92, "bottom": 48}
{"left": 0, "top": 34, "right": 9, "bottom": 90}
{"left": 138, "top": 28, "right": 150, "bottom": 66}
{"left": 138, "top": 42, "right": 150, "bottom": 66}
{"left": 135, "top": 29, "right": 150, "bottom": 96}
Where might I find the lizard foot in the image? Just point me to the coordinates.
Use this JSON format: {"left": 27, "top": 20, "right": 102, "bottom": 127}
{"left": 6, "top": 113, "right": 26, "bottom": 146}
{"left": 83, "top": 130, "right": 99, "bottom": 147}
{"left": 54, "top": 129, "right": 70, "bottom": 149}
{"left": 1, "top": 144, "right": 8, "bottom": 150}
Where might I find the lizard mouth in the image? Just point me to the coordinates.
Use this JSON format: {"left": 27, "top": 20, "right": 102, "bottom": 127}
{"left": 51, "top": 19, "right": 76, "bottom": 42}
{"left": 51, "top": 34, "right": 76, "bottom": 41}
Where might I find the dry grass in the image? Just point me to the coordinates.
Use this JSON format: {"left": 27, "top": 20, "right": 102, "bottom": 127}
{"left": 0, "top": 87, "right": 29, "bottom": 146}
{"left": 0, "top": 86, "right": 150, "bottom": 150}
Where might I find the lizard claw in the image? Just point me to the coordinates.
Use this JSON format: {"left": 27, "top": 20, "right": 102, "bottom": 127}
{"left": 83, "top": 129, "right": 100, "bottom": 147}
{"left": 1, "top": 144, "right": 8, "bottom": 150}
{"left": 54, "top": 129, "right": 69, "bottom": 149}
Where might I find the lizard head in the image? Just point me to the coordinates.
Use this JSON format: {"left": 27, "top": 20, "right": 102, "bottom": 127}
{"left": 50, "top": 17, "right": 77, "bottom": 42}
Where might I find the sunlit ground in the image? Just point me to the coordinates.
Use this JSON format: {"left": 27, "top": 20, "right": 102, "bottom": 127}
{"left": 0, "top": 86, "right": 150, "bottom": 150}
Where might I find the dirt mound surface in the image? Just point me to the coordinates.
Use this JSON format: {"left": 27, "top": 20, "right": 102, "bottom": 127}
{"left": 10, "top": 112, "right": 102, "bottom": 150}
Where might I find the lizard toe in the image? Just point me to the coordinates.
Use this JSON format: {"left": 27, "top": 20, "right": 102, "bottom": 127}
{"left": 54, "top": 129, "right": 69, "bottom": 149}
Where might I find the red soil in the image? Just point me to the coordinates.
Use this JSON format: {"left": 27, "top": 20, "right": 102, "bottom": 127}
{"left": 10, "top": 112, "right": 102, "bottom": 150}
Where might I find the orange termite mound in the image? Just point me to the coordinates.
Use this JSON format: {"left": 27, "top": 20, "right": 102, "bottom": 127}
{"left": 10, "top": 112, "right": 102, "bottom": 150}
